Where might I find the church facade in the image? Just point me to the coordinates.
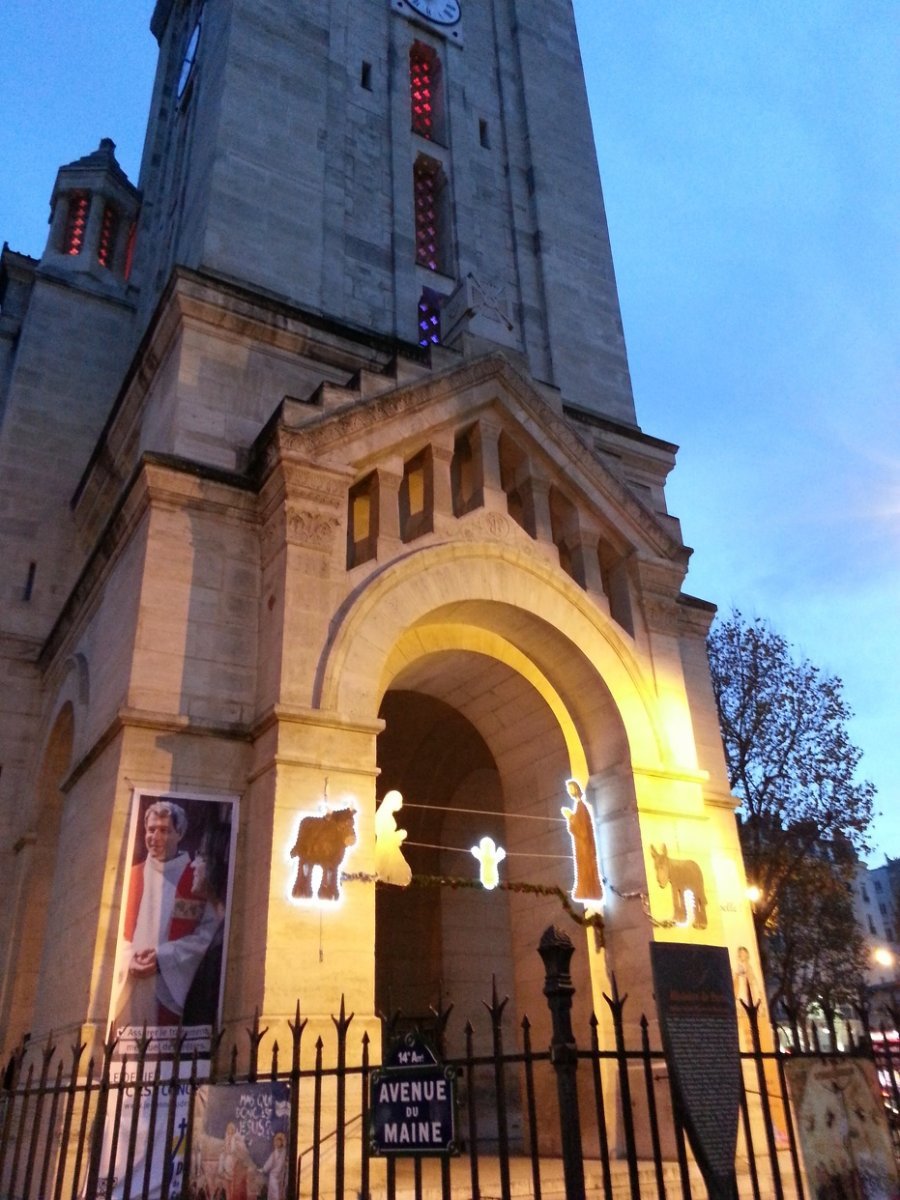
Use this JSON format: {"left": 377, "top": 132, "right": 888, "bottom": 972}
{"left": 0, "top": 0, "right": 758, "bottom": 1066}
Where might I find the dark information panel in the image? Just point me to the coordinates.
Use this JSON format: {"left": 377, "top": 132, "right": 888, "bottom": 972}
{"left": 651, "top": 943, "right": 740, "bottom": 1200}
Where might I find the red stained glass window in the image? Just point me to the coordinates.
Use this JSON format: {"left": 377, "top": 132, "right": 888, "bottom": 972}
{"left": 97, "top": 204, "right": 119, "bottom": 268}
{"left": 123, "top": 220, "right": 137, "bottom": 280}
{"left": 63, "top": 193, "right": 89, "bottom": 256}
{"left": 414, "top": 158, "right": 440, "bottom": 271}
{"left": 410, "top": 44, "right": 437, "bottom": 139}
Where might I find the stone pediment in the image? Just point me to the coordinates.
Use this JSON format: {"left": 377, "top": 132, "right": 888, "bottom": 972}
{"left": 254, "top": 351, "right": 686, "bottom": 568}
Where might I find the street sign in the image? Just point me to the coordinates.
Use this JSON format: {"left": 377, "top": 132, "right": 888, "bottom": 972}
{"left": 370, "top": 1033, "right": 458, "bottom": 1155}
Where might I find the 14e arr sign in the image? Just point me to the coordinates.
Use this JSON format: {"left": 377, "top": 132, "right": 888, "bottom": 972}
{"left": 370, "top": 1067, "right": 457, "bottom": 1155}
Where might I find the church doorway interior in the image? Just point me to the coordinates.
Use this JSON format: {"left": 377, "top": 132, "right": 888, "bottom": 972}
{"left": 373, "top": 652, "right": 597, "bottom": 1055}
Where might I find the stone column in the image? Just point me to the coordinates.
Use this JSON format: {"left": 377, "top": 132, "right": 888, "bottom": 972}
{"left": 471, "top": 419, "right": 507, "bottom": 512}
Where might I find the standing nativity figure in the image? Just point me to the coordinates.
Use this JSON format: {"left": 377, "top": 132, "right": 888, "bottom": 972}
{"left": 561, "top": 779, "right": 604, "bottom": 904}
{"left": 374, "top": 790, "right": 412, "bottom": 887}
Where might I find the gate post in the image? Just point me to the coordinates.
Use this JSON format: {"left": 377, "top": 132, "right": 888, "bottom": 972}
{"left": 538, "top": 927, "right": 586, "bottom": 1200}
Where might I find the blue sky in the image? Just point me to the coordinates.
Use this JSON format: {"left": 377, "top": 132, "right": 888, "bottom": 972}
{"left": 1, "top": 3, "right": 897, "bottom": 859}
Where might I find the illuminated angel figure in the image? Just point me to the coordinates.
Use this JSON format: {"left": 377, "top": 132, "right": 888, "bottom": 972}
{"left": 471, "top": 836, "right": 506, "bottom": 890}
{"left": 374, "top": 790, "right": 412, "bottom": 887}
{"left": 562, "top": 779, "right": 603, "bottom": 904}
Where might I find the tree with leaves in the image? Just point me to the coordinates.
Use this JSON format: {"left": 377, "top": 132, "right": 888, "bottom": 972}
{"left": 707, "top": 609, "right": 875, "bottom": 1030}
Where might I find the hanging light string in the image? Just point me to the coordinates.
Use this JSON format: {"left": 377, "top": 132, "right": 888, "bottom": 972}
{"left": 403, "top": 840, "right": 570, "bottom": 860}
{"left": 401, "top": 802, "right": 565, "bottom": 824}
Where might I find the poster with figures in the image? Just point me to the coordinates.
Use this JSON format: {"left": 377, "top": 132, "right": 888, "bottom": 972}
{"left": 110, "top": 790, "right": 238, "bottom": 1059}
{"left": 784, "top": 1057, "right": 899, "bottom": 1200}
{"left": 188, "top": 1082, "right": 291, "bottom": 1200}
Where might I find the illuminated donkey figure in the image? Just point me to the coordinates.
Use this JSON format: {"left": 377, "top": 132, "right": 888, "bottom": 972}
{"left": 650, "top": 844, "right": 708, "bottom": 929}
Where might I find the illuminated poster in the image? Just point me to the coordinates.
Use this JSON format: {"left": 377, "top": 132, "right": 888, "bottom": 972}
{"left": 188, "top": 1081, "right": 291, "bottom": 1200}
{"left": 110, "top": 790, "right": 238, "bottom": 1060}
{"left": 784, "top": 1057, "right": 900, "bottom": 1200}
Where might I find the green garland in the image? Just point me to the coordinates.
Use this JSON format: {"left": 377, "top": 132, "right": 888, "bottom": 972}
{"left": 341, "top": 870, "right": 604, "bottom": 942}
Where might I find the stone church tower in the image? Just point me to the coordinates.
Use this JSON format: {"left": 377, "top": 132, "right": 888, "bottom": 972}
{"left": 0, "top": 0, "right": 758, "bottom": 1063}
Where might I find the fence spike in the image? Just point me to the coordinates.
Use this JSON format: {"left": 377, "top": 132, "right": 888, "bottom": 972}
{"left": 429, "top": 994, "right": 454, "bottom": 1035}
{"left": 602, "top": 970, "right": 628, "bottom": 1013}
{"left": 483, "top": 974, "right": 509, "bottom": 1025}
{"left": 332, "top": 994, "right": 354, "bottom": 1039}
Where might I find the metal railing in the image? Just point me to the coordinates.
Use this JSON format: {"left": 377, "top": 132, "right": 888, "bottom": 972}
{"left": 1, "top": 938, "right": 898, "bottom": 1200}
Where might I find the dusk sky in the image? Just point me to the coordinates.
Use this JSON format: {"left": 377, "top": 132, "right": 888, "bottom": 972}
{"left": 1, "top": 3, "right": 897, "bottom": 859}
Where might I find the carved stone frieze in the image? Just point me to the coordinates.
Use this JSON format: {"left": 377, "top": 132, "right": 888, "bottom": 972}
{"left": 285, "top": 506, "right": 341, "bottom": 551}
{"left": 283, "top": 465, "right": 344, "bottom": 509}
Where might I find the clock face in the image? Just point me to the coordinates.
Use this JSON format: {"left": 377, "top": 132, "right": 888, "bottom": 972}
{"left": 405, "top": 0, "right": 461, "bottom": 26}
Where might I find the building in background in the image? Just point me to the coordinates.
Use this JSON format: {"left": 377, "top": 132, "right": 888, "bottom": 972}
{"left": 0, "top": 0, "right": 759, "bottom": 1071}
{"left": 854, "top": 857, "right": 900, "bottom": 1020}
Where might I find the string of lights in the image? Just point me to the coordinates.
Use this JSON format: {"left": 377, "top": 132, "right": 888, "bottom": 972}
{"left": 404, "top": 839, "right": 570, "bottom": 860}
{"left": 401, "top": 801, "right": 564, "bottom": 824}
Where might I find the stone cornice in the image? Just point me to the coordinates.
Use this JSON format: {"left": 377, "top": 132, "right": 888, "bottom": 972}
{"left": 63, "top": 706, "right": 253, "bottom": 793}
{"left": 256, "top": 352, "right": 688, "bottom": 565}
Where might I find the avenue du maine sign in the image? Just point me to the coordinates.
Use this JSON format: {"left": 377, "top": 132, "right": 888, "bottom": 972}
{"left": 369, "top": 1034, "right": 458, "bottom": 1155}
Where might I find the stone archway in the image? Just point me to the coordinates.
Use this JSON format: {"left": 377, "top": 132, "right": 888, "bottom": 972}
{"left": 319, "top": 544, "right": 671, "bottom": 1023}
{"left": 265, "top": 542, "right": 712, "bottom": 1049}
{"left": 0, "top": 701, "right": 74, "bottom": 1057}
{"left": 368, "top": 624, "right": 632, "bottom": 1158}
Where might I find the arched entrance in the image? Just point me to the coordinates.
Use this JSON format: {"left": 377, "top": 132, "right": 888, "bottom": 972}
{"left": 0, "top": 701, "right": 74, "bottom": 1057}
{"left": 371, "top": 626, "right": 628, "bottom": 1054}
{"left": 312, "top": 543, "right": 678, "bottom": 1036}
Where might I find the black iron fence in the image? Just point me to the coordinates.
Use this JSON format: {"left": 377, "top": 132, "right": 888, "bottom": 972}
{"left": 2, "top": 932, "right": 898, "bottom": 1200}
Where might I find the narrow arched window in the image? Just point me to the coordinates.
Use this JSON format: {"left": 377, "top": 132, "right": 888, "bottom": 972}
{"left": 97, "top": 204, "right": 119, "bottom": 268}
{"left": 414, "top": 156, "right": 449, "bottom": 273}
{"left": 123, "top": 220, "right": 137, "bottom": 280}
{"left": 62, "top": 193, "right": 89, "bottom": 256}
{"left": 409, "top": 43, "right": 444, "bottom": 142}
{"left": 451, "top": 427, "right": 480, "bottom": 516}
{"left": 400, "top": 449, "right": 434, "bottom": 542}
{"left": 347, "top": 473, "right": 378, "bottom": 568}
{"left": 417, "top": 288, "right": 441, "bottom": 347}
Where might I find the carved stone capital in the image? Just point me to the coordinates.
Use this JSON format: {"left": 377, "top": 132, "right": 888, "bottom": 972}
{"left": 285, "top": 505, "right": 341, "bottom": 551}
{"left": 641, "top": 593, "right": 682, "bottom": 636}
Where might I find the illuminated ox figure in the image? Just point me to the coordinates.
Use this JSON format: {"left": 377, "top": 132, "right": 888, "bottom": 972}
{"left": 290, "top": 807, "right": 357, "bottom": 901}
{"left": 650, "top": 844, "right": 708, "bottom": 929}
